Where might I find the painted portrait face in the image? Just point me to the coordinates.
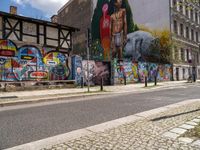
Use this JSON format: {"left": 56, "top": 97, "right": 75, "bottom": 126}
{"left": 102, "top": 3, "right": 108, "bottom": 14}
{"left": 114, "top": 0, "right": 122, "bottom": 9}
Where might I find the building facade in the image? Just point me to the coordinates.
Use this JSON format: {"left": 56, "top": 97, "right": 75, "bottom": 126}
{"left": 171, "top": 0, "right": 200, "bottom": 81}
{"left": 131, "top": 0, "right": 200, "bottom": 80}
{"left": 0, "top": 8, "right": 78, "bottom": 82}
{"left": 57, "top": 0, "right": 92, "bottom": 58}
{"left": 57, "top": 0, "right": 199, "bottom": 82}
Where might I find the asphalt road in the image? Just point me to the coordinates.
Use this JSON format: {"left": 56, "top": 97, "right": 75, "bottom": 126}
{"left": 1, "top": 84, "right": 200, "bottom": 149}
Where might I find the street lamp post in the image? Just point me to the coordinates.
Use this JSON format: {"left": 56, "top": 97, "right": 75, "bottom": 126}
{"left": 87, "top": 28, "right": 92, "bottom": 92}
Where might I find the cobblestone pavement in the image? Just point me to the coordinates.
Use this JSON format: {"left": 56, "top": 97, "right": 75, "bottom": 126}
{"left": 42, "top": 101, "right": 200, "bottom": 150}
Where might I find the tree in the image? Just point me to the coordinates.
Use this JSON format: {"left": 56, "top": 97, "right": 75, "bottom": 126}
{"left": 139, "top": 25, "right": 174, "bottom": 63}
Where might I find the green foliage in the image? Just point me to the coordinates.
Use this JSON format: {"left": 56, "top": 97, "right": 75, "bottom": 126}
{"left": 124, "top": 0, "right": 137, "bottom": 33}
{"left": 90, "top": 40, "right": 104, "bottom": 60}
{"left": 134, "top": 24, "right": 139, "bottom": 32}
{"left": 140, "top": 26, "right": 174, "bottom": 64}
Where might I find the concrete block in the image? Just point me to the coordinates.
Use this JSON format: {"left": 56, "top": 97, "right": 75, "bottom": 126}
{"left": 170, "top": 128, "right": 187, "bottom": 135}
{"left": 162, "top": 132, "right": 179, "bottom": 139}
{"left": 179, "top": 124, "right": 195, "bottom": 130}
{"left": 178, "top": 137, "right": 193, "bottom": 143}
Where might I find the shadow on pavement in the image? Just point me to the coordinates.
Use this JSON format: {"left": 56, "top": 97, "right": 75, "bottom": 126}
{"left": 151, "top": 108, "right": 200, "bottom": 121}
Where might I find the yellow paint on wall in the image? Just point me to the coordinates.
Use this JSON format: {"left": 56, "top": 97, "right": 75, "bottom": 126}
{"left": 4, "top": 59, "right": 11, "bottom": 68}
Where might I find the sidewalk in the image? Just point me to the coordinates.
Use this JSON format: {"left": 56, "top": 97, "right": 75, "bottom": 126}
{"left": 6, "top": 99, "right": 200, "bottom": 150}
{"left": 0, "top": 80, "right": 198, "bottom": 106}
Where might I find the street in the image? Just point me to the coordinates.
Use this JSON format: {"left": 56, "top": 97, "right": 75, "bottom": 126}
{"left": 1, "top": 84, "right": 200, "bottom": 149}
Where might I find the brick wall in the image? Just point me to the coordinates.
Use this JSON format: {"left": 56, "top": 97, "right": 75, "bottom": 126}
{"left": 58, "top": 0, "right": 92, "bottom": 58}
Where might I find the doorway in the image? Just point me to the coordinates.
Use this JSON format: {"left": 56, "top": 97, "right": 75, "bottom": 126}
{"left": 176, "top": 68, "right": 179, "bottom": 81}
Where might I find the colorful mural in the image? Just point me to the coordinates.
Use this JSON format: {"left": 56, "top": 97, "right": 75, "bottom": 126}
{"left": 82, "top": 60, "right": 111, "bottom": 85}
{"left": 148, "top": 63, "right": 158, "bottom": 82}
{"left": 72, "top": 55, "right": 82, "bottom": 85}
{"left": 91, "top": 0, "right": 162, "bottom": 63}
{"left": 0, "top": 40, "right": 17, "bottom": 57}
{"left": 114, "top": 59, "right": 138, "bottom": 84}
{"left": 100, "top": 3, "right": 111, "bottom": 60}
{"left": 91, "top": 0, "right": 138, "bottom": 61}
{"left": 43, "top": 51, "right": 69, "bottom": 80}
{"left": 0, "top": 39, "right": 70, "bottom": 81}
{"left": 114, "top": 60, "right": 172, "bottom": 84}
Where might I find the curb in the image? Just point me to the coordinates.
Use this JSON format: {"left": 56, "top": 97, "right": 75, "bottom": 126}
{"left": 5, "top": 99, "right": 200, "bottom": 150}
{"left": 0, "top": 82, "right": 194, "bottom": 107}
{"left": 0, "top": 91, "right": 111, "bottom": 107}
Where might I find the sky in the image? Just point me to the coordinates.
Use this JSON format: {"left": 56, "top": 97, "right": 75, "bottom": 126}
{"left": 0, "top": 0, "right": 69, "bottom": 20}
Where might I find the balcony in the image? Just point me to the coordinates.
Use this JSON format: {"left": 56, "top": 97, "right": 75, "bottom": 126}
{"left": 171, "top": 8, "right": 199, "bottom": 28}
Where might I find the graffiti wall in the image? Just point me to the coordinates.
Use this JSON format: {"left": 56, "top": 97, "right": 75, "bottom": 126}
{"left": 114, "top": 60, "right": 172, "bottom": 84}
{"left": 82, "top": 60, "right": 111, "bottom": 85}
{"left": 0, "top": 39, "right": 70, "bottom": 81}
{"left": 91, "top": 0, "right": 138, "bottom": 61}
{"left": 114, "top": 59, "right": 138, "bottom": 84}
{"left": 72, "top": 55, "right": 82, "bottom": 85}
{"left": 91, "top": 0, "right": 160, "bottom": 62}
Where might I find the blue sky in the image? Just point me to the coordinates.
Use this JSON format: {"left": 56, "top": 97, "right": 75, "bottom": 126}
{"left": 0, "top": 0, "right": 68, "bottom": 21}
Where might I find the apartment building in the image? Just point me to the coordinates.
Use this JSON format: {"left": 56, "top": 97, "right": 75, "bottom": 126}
{"left": 171, "top": 0, "right": 200, "bottom": 80}
{"left": 131, "top": 0, "right": 200, "bottom": 80}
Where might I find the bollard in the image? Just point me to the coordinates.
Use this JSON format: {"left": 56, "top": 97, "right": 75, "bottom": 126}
{"left": 154, "top": 76, "right": 157, "bottom": 86}
{"left": 145, "top": 76, "right": 147, "bottom": 87}
{"left": 81, "top": 77, "right": 84, "bottom": 88}
{"left": 100, "top": 77, "right": 103, "bottom": 91}
{"left": 124, "top": 75, "right": 127, "bottom": 85}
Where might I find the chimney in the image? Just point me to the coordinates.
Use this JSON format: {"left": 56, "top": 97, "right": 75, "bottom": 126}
{"left": 51, "top": 15, "right": 58, "bottom": 23}
{"left": 10, "top": 6, "right": 17, "bottom": 15}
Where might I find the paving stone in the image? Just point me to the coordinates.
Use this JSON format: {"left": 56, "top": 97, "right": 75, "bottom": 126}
{"left": 43, "top": 101, "right": 200, "bottom": 150}
{"left": 179, "top": 124, "right": 195, "bottom": 130}
{"left": 170, "top": 128, "right": 187, "bottom": 135}
{"left": 191, "top": 119, "right": 200, "bottom": 123}
{"left": 185, "top": 121, "right": 198, "bottom": 126}
{"left": 162, "top": 132, "right": 179, "bottom": 139}
{"left": 192, "top": 140, "right": 200, "bottom": 146}
{"left": 178, "top": 137, "right": 194, "bottom": 144}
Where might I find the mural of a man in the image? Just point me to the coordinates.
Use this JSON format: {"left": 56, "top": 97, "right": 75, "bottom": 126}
{"left": 100, "top": 3, "right": 111, "bottom": 61}
{"left": 110, "top": 0, "right": 127, "bottom": 61}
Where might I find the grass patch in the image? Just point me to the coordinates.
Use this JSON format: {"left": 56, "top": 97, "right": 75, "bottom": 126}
{"left": 182, "top": 123, "right": 200, "bottom": 138}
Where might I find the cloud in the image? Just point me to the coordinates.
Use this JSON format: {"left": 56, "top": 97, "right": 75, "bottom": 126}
{"left": 12, "top": 0, "right": 68, "bottom": 15}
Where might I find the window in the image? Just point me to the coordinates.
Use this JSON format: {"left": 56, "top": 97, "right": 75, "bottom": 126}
{"left": 179, "top": 1, "right": 183, "bottom": 13}
{"left": 186, "top": 26, "right": 189, "bottom": 39}
{"left": 185, "top": 5, "right": 189, "bottom": 17}
{"left": 191, "top": 29, "right": 194, "bottom": 41}
{"left": 181, "top": 48, "right": 185, "bottom": 61}
{"left": 190, "top": 9, "right": 194, "bottom": 21}
{"left": 187, "top": 49, "right": 189, "bottom": 61}
{"left": 195, "top": 11, "right": 198, "bottom": 23}
{"left": 174, "top": 46, "right": 178, "bottom": 59}
{"left": 196, "top": 32, "right": 199, "bottom": 42}
{"left": 173, "top": 0, "right": 177, "bottom": 8}
{"left": 199, "top": 15, "right": 200, "bottom": 24}
{"left": 174, "top": 20, "right": 178, "bottom": 34}
{"left": 180, "top": 23, "right": 184, "bottom": 36}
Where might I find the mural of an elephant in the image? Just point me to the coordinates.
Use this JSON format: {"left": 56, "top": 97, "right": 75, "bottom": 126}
{"left": 124, "top": 31, "right": 159, "bottom": 62}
